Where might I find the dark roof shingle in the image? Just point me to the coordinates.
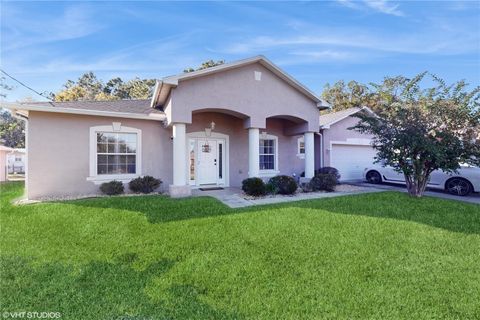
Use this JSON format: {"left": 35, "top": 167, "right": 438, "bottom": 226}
{"left": 23, "top": 99, "right": 163, "bottom": 115}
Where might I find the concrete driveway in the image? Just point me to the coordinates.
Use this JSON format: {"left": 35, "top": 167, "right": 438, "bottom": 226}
{"left": 352, "top": 181, "right": 480, "bottom": 205}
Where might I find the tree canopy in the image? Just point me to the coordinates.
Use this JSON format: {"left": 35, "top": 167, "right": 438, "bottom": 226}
{"left": 53, "top": 59, "right": 226, "bottom": 102}
{"left": 352, "top": 72, "right": 480, "bottom": 197}
{"left": 53, "top": 72, "right": 156, "bottom": 102}
{"left": 322, "top": 80, "right": 376, "bottom": 112}
{"left": 0, "top": 79, "right": 25, "bottom": 148}
{"left": 0, "top": 111, "right": 25, "bottom": 148}
{"left": 183, "top": 59, "right": 225, "bottom": 73}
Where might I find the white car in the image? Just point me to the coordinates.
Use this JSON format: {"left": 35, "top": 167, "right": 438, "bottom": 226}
{"left": 364, "top": 164, "right": 480, "bottom": 196}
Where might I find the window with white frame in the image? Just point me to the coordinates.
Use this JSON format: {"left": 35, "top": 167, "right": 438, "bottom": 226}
{"left": 89, "top": 124, "right": 142, "bottom": 182}
{"left": 259, "top": 135, "right": 278, "bottom": 171}
{"left": 96, "top": 132, "right": 137, "bottom": 174}
{"left": 297, "top": 136, "right": 305, "bottom": 158}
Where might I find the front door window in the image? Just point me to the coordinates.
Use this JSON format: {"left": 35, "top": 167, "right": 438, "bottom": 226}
{"left": 189, "top": 140, "right": 196, "bottom": 183}
{"left": 218, "top": 142, "right": 223, "bottom": 179}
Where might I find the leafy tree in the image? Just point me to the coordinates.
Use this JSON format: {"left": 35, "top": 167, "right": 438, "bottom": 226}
{"left": 0, "top": 78, "right": 25, "bottom": 148}
{"left": 184, "top": 59, "right": 225, "bottom": 73}
{"left": 352, "top": 72, "right": 480, "bottom": 197}
{"left": 76, "top": 72, "right": 103, "bottom": 99}
{"left": 322, "top": 80, "right": 382, "bottom": 113}
{"left": 54, "top": 86, "right": 89, "bottom": 101}
{"left": 53, "top": 60, "right": 225, "bottom": 102}
{"left": 122, "top": 78, "right": 156, "bottom": 99}
{"left": 53, "top": 73, "right": 156, "bottom": 101}
{"left": 0, "top": 111, "right": 25, "bottom": 148}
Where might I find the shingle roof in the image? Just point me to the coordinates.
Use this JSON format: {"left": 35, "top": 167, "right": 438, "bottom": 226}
{"left": 319, "top": 107, "right": 362, "bottom": 128}
{"left": 22, "top": 99, "right": 164, "bottom": 115}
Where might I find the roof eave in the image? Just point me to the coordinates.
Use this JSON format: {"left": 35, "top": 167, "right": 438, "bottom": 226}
{"left": 151, "top": 80, "right": 176, "bottom": 109}
{"left": 2, "top": 102, "right": 166, "bottom": 122}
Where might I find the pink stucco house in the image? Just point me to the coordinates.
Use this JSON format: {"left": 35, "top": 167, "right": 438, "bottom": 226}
{"left": 6, "top": 56, "right": 373, "bottom": 200}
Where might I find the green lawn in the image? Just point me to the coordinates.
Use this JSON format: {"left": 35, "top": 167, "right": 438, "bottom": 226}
{"left": 1, "top": 182, "right": 479, "bottom": 319}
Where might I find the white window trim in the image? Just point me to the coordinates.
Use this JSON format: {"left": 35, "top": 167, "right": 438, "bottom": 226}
{"left": 87, "top": 123, "right": 142, "bottom": 185}
{"left": 259, "top": 134, "right": 279, "bottom": 177}
{"left": 297, "top": 136, "right": 305, "bottom": 159}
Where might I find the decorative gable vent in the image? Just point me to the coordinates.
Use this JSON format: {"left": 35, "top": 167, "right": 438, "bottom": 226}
{"left": 254, "top": 71, "right": 262, "bottom": 81}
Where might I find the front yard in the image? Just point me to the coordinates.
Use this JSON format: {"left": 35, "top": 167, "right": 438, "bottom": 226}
{"left": 1, "top": 182, "right": 479, "bottom": 319}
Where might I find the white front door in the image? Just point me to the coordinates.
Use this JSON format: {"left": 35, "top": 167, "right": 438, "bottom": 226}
{"left": 197, "top": 139, "right": 218, "bottom": 185}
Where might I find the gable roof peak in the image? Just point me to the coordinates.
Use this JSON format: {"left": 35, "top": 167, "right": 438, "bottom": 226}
{"left": 152, "top": 55, "right": 329, "bottom": 109}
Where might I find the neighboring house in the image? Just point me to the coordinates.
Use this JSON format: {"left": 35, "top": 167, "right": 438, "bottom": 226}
{"left": 6, "top": 148, "right": 26, "bottom": 174}
{"left": 0, "top": 145, "right": 14, "bottom": 182}
{"left": 318, "top": 107, "right": 376, "bottom": 181}
{"left": 5, "top": 56, "right": 330, "bottom": 199}
{"left": 0, "top": 146, "right": 26, "bottom": 182}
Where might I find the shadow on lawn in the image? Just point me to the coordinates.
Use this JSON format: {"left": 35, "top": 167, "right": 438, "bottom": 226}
{"left": 67, "top": 195, "right": 233, "bottom": 223}
{"left": 0, "top": 253, "right": 243, "bottom": 320}
{"left": 68, "top": 192, "right": 480, "bottom": 235}
{"left": 288, "top": 192, "right": 480, "bottom": 235}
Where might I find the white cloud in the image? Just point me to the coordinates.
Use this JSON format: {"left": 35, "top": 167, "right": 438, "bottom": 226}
{"left": 2, "top": 4, "right": 103, "bottom": 52}
{"left": 336, "top": 0, "right": 362, "bottom": 10}
{"left": 337, "top": 0, "right": 404, "bottom": 16}
{"left": 364, "top": 0, "right": 404, "bottom": 16}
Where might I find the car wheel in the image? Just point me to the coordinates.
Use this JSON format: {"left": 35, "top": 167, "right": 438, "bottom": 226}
{"left": 446, "top": 178, "right": 472, "bottom": 196}
{"left": 366, "top": 170, "right": 382, "bottom": 184}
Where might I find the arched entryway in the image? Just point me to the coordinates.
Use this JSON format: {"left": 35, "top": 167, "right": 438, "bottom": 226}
{"left": 186, "top": 109, "right": 250, "bottom": 188}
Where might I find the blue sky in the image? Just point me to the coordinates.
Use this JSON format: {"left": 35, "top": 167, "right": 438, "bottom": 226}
{"left": 1, "top": 0, "right": 479, "bottom": 101}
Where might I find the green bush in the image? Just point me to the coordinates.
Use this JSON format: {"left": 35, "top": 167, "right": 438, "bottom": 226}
{"left": 265, "top": 182, "right": 278, "bottom": 195}
{"left": 129, "top": 176, "right": 162, "bottom": 194}
{"left": 242, "top": 177, "right": 266, "bottom": 196}
{"left": 309, "top": 173, "right": 337, "bottom": 192}
{"left": 99, "top": 180, "right": 124, "bottom": 195}
{"left": 300, "top": 167, "right": 341, "bottom": 182}
{"left": 316, "top": 167, "right": 341, "bottom": 182}
{"left": 300, "top": 182, "right": 314, "bottom": 193}
{"left": 268, "top": 175, "right": 298, "bottom": 195}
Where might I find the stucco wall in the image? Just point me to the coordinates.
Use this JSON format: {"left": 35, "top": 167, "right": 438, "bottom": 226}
{"left": 321, "top": 116, "right": 374, "bottom": 167}
{"left": 166, "top": 62, "right": 320, "bottom": 132}
{"left": 188, "top": 112, "right": 306, "bottom": 187}
{"left": 27, "top": 111, "right": 172, "bottom": 199}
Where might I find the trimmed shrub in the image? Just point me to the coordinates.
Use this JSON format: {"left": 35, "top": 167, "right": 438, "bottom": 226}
{"left": 100, "top": 180, "right": 124, "bottom": 195}
{"left": 265, "top": 182, "right": 278, "bottom": 195}
{"left": 268, "top": 175, "right": 298, "bottom": 195}
{"left": 242, "top": 177, "right": 266, "bottom": 196}
{"left": 129, "top": 176, "right": 162, "bottom": 194}
{"left": 300, "top": 167, "right": 341, "bottom": 182}
{"left": 316, "top": 167, "right": 341, "bottom": 182}
{"left": 309, "top": 173, "right": 337, "bottom": 192}
{"left": 300, "top": 182, "right": 314, "bottom": 193}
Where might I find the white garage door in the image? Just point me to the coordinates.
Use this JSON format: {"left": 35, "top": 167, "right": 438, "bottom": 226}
{"left": 331, "top": 144, "right": 377, "bottom": 181}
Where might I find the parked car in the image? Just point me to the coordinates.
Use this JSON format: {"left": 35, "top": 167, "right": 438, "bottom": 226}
{"left": 364, "top": 164, "right": 480, "bottom": 196}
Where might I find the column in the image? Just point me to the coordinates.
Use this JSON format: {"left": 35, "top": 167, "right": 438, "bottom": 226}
{"left": 248, "top": 128, "right": 260, "bottom": 177}
{"left": 170, "top": 123, "right": 191, "bottom": 197}
{"left": 304, "top": 131, "right": 315, "bottom": 179}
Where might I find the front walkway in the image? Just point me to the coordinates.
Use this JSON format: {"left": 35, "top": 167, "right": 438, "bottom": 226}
{"left": 192, "top": 184, "right": 385, "bottom": 208}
